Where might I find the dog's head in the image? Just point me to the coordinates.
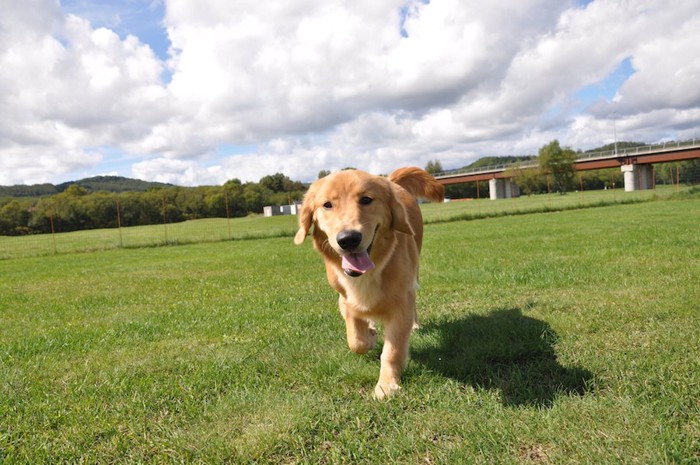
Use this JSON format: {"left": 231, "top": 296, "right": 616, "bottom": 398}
{"left": 294, "top": 170, "right": 414, "bottom": 277}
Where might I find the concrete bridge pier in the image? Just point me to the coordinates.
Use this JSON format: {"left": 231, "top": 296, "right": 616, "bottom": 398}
{"left": 621, "top": 164, "right": 654, "bottom": 191}
{"left": 489, "top": 178, "right": 520, "bottom": 200}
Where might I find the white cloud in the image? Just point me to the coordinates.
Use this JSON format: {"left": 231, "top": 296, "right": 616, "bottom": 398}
{"left": 131, "top": 157, "right": 223, "bottom": 185}
{"left": 0, "top": 145, "right": 102, "bottom": 185}
{"left": 1, "top": 0, "right": 699, "bottom": 186}
{"left": 0, "top": 1, "right": 167, "bottom": 184}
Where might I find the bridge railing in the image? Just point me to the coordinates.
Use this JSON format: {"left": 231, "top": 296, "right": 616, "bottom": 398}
{"left": 434, "top": 138, "right": 700, "bottom": 179}
{"left": 573, "top": 138, "right": 700, "bottom": 162}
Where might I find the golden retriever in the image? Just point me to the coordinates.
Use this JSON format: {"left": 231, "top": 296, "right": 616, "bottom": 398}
{"left": 294, "top": 167, "right": 444, "bottom": 398}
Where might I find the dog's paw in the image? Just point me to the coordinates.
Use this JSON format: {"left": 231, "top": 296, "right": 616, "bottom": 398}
{"left": 373, "top": 382, "right": 401, "bottom": 400}
{"left": 349, "top": 329, "right": 377, "bottom": 354}
{"left": 368, "top": 326, "right": 377, "bottom": 344}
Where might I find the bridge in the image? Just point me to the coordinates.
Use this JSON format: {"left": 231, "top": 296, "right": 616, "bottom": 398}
{"left": 434, "top": 139, "right": 700, "bottom": 199}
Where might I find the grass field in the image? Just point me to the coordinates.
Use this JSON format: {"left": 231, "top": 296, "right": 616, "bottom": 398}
{"left": 0, "top": 185, "right": 680, "bottom": 260}
{"left": 1, "top": 193, "right": 699, "bottom": 463}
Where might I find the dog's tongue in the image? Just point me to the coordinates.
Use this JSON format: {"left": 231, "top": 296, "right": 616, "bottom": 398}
{"left": 342, "top": 251, "right": 375, "bottom": 274}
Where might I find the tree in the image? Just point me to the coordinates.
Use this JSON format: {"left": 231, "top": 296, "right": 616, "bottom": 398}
{"left": 318, "top": 170, "right": 331, "bottom": 179}
{"left": 259, "top": 173, "right": 288, "bottom": 193}
{"left": 243, "top": 183, "right": 268, "bottom": 213}
{"left": 507, "top": 164, "right": 545, "bottom": 196}
{"left": 64, "top": 184, "right": 88, "bottom": 196}
{"left": 0, "top": 199, "right": 32, "bottom": 235}
{"left": 425, "top": 159, "right": 443, "bottom": 175}
{"left": 538, "top": 140, "right": 577, "bottom": 194}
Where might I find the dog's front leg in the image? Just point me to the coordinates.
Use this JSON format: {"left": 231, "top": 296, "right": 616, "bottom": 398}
{"left": 374, "top": 312, "right": 412, "bottom": 399}
{"left": 339, "top": 297, "right": 377, "bottom": 354}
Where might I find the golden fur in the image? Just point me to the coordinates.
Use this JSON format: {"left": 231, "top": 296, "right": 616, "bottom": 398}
{"left": 294, "top": 167, "right": 444, "bottom": 398}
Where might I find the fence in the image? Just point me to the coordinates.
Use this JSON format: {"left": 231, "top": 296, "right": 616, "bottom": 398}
{"left": 0, "top": 198, "right": 300, "bottom": 260}
{"left": 1, "top": 178, "right": 698, "bottom": 261}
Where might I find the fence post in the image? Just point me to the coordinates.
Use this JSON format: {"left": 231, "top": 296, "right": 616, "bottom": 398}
{"left": 224, "top": 188, "right": 232, "bottom": 240}
{"left": 50, "top": 204, "right": 57, "bottom": 255}
{"left": 476, "top": 180, "right": 481, "bottom": 215}
{"left": 162, "top": 193, "right": 168, "bottom": 244}
{"left": 116, "top": 199, "right": 123, "bottom": 248}
{"left": 669, "top": 165, "right": 673, "bottom": 189}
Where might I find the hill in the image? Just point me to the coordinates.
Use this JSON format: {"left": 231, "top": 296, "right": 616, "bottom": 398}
{"left": 466, "top": 155, "right": 535, "bottom": 169}
{"left": 584, "top": 141, "right": 646, "bottom": 153}
{"left": 457, "top": 141, "right": 648, "bottom": 171}
{"left": 0, "top": 176, "right": 174, "bottom": 198}
{"left": 57, "top": 176, "right": 174, "bottom": 193}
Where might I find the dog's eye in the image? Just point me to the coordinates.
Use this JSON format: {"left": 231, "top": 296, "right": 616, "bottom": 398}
{"left": 359, "top": 196, "right": 373, "bottom": 206}
{"left": 323, "top": 201, "right": 333, "bottom": 209}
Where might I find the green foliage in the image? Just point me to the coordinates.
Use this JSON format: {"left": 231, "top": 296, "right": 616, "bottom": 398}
{"left": 584, "top": 141, "right": 646, "bottom": 153}
{"left": 538, "top": 140, "right": 577, "bottom": 194}
{"left": 0, "top": 176, "right": 174, "bottom": 199}
{"left": 425, "top": 159, "right": 444, "bottom": 174}
{"left": 505, "top": 164, "right": 543, "bottom": 196}
{"left": 0, "top": 183, "right": 58, "bottom": 197}
{"left": 259, "top": 173, "right": 305, "bottom": 193}
{"left": 55, "top": 176, "right": 174, "bottom": 194}
{"left": 467, "top": 155, "right": 535, "bottom": 169}
{"left": 656, "top": 159, "right": 700, "bottom": 185}
{"left": 444, "top": 182, "right": 479, "bottom": 199}
{"left": 64, "top": 184, "right": 88, "bottom": 196}
{"left": 0, "top": 199, "right": 33, "bottom": 235}
{"left": 0, "top": 176, "right": 308, "bottom": 236}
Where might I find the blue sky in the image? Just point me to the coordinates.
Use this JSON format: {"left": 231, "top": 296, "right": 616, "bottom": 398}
{"left": 1, "top": 0, "right": 698, "bottom": 186}
{"left": 62, "top": 0, "right": 170, "bottom": 59}
{"left": 575, "top": 57, "right": 635, "bottom": 113}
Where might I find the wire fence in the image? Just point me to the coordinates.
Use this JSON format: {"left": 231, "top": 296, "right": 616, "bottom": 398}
{"left": 1, "top": 175, "right": 698, "bottom": 261}
{"left": 0, "top": 203, "right": 299, "bottom": 260}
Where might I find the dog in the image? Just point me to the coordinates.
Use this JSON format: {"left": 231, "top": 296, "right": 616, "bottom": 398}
{"left": 294, "top": 167, "right": 444, "bottom": 398}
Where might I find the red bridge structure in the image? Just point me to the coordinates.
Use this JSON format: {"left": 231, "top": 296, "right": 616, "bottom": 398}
{"left": 434, "top": 139, "right": 700, "bottom": 199}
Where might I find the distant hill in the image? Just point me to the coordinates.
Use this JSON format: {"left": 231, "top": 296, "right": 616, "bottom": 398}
{"left": 584, "top": 141, "right": 646, "bottom": 153}
{"left": 57, "top": 176, "right": 174, "bottom": 193}
{"left": 0, "top": 176, "right": 175, "bottom": 198}
{"left": 0, "top": 183, "right": 58, "bottom": 197}
{"left": 455, "top": 141, "right": 649, "bottom": 171}
{"left": 466, "top": 155, "right": 536, "bottom": 169}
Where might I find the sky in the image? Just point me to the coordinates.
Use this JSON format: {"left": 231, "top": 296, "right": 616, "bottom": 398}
{"left": 1, "top": 0, "right": 700, "bottom": 186}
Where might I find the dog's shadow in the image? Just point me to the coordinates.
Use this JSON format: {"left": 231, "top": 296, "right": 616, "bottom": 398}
{"left": 411, "top": 307, "right": 595, "bottom": 407}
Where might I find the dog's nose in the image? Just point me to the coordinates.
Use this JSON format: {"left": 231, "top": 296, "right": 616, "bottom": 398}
{"left": 337, "top": 230, "right": 363, "bottom": 251}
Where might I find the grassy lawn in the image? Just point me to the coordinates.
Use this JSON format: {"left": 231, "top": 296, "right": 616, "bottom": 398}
{"left": 1, "top": 195, "right": 699, "bottom": 463}
{"left": 0, "top": 214, "right": 300, "bottom": 260}
{"left": 0, "top": 185, "right": 682, "bottom": 260}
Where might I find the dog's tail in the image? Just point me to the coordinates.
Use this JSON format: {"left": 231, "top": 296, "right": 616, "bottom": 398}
{"left": 388, "top": 167, "right": 445, "bottom": 203}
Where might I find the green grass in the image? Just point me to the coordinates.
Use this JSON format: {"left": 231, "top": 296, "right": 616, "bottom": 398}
{"left": 0, "top": 214, "right": 300, "bottom": 260}
{"left": 420, "top": 183, "right": 678, "bottom": 223}
{"left": 1, "top": 196, "right": 699, "bottom": 463}
{"left": 0, "top": 185, "right": 684, "bottom": 260}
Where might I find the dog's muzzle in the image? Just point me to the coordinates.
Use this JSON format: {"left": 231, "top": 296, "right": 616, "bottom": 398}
{"left": 337, "top": 230, "right": 375, "bottom": 277}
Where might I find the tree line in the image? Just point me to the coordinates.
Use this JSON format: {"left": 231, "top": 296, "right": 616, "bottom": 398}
{"left": 427, "top": 140, "right": 700, "bottom": 199}
{"left": 3, "top": 141, "right": 699, "bottom": 236}
{"left": 0, "top": 173, "right": 306, "bottom": 236}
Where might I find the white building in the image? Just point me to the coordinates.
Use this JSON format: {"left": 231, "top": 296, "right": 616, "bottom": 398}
{"left": 263, "top": 203, "right": 299, "bottom": 217}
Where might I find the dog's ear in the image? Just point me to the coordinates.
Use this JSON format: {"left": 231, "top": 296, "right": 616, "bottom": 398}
{"left": 294, "top": 183, "right": 318, "bottom": 245}
{"left": 389, "top": 184, "right": 414, "bottom": 236}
